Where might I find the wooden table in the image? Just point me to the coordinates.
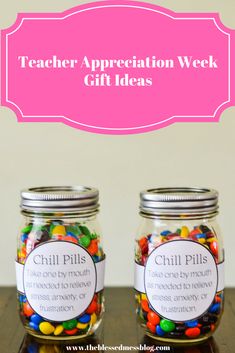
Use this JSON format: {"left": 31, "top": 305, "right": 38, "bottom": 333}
{"left": 0, "top": 288, "right": 234, "bottom": 353}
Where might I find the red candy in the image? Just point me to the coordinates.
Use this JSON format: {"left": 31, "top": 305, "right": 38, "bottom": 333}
{"left": 185, "top": 327, "right": 201, "bottom": 338}
{"left": 139, "top": 237, "right": 148, "bottom": 254}
{"left": 146, "top": 321, "right": 156, "bottom": 334}
{"left": 147, "top": 311, "right": 160, "bottom": 325}
{"left": 86, "top": 299, "right": 98, "bottom": 314}
{"left": 189, "top": 229, "right": 201, "bottom": 239}
{"left": 210, "top": 241, "right": 218, "bottom": 257}
{"left": 64, "top": 328, "right": 78, "bottom": 335}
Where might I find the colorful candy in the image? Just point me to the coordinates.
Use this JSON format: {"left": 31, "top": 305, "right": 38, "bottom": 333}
{"left": 62, "top": 319, "right": 77, "bottom": 330}
{"left": 54, "top": 325, "right": 64, "bottom": 336}
{"left": 147, "top": 311, "right": 160, "bottom": 326}
{"left": 185, "top": 327, "right": 201, "bottom": 338}
{"left": 135, "top": 223, "right": 224, "bottom": 341}
{"left": 160, "top": 320, "right": 175, "bottom": 333}
{"left": 39, "top": 322, "right": 55, "bottom": 335}
{"left": 17, "top": 220, "right": 104, "bottom": 338}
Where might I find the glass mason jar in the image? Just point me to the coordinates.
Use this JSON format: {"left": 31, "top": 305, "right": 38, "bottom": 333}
{"left": 16, "top": 186, "right": 105, "bottom": 340}
{"left": 134, "top": 187, "right": 224, "bottom": 344}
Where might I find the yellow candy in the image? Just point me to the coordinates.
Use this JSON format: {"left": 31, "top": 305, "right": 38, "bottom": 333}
{"left": 54, "top": 325, "right": 64, "bottom": 336}
{"left": 19, "top": 251, "right": 26, "bottom": 258}
{"left": 181, "top": 226, "right": 189, "bottom": 238}
{"left": 141, "top": 294, "right": 147, "bottom": 301}
{"left": 207, "top": 237, "right": 217, "bottom": 243}
{"left": 77, "top": 322, "right": 89, "bottom": 329}
{"left": 90, "top": 313, "right": 97, "bottom": 325}
{"left": 39, "top": 322, "right": 55, "bottom": 335}
{"left": 198, "top": 238, "right": 206, "bottom": 244}
{"left": 52, "top": 225, "right": 66, "bottom": 236}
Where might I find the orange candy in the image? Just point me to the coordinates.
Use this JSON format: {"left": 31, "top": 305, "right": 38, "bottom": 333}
{"left": 87, "top": 240, "right": 98, "bottom": 255}
{"left": 147, "top": 311, "right": 160, "bottom": 325}
{"left": 141, "top": 300, "right": 150, "bottom": 312}
{"left": 21, "top": 247, "right": 27, "bottom": 257}
{"left": 64, "top": 236, "right": 78, "bottom": 244}
{"left": 23, "top": 302, "right": 34, "bottom": 317}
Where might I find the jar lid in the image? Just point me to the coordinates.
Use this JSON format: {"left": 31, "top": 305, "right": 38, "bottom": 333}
{"left": 21, "top": 186, "right": 99, "bottom": 214}
{"left": 140, "top": 187, "right": 218, "bottom": 218}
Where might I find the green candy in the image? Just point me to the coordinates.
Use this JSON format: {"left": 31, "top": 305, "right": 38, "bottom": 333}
{"left": 62, "top": 319, "right": 77, "bottom": 330}
{"left": 79, "top": 225, "right": 91, "bottom": 238}
{"left": 21, "top": 224, "right": 33, "bottom": 234}
{"left": 90, "top": 233, "right": 98, "bottom": 240}
{"left": 66, "top": 225, "right": 82, "bottom": 236}
{"left": 160, "top": 319, "right": 175, "bottom": 332}
{"left": 49, "top": 223, "right": 56, "bottom": 235}
{"left": 79, "top": 235, "right": 91, "bottom": 248}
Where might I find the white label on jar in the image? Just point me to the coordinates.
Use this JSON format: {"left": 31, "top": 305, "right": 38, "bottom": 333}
{"left": 143, "top": 240, "right": 219, "bottom": 322}
{"left": 19, "top": 241, "right": 100, "bottom": 322}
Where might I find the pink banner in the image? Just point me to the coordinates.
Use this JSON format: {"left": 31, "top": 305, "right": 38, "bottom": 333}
{"left": 1, "top": 1, "right": 235, "bottom": 134}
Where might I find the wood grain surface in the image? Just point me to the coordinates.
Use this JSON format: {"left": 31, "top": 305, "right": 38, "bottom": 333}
{"left": 0, "top": 288, "right": 234, "bottom": 353}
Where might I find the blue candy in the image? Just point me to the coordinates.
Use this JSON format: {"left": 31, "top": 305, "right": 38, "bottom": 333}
{"left": 30, "top": 313, "right": 43, "bottom": 325}
{"left": 209, "top": 303, "right": 220, "bottom": 314}
{"left": 160, "top": 230, "right": 171, "bottom": 236}
{"left": 29, "top": 321, "right": 39, "bottom": 331}
{"left": 78, "top": 313, "right": 91, "bottom": 323}
{"left": 156, "top": 325, "right": 165, "bottom": 336}
{"left": 196, "top": 234, "right": 206, "bottom": 239}
{"left": 186, "top": 320, "right": 198, "bottom": 328}
{"left": 21, "top": 233, "right": 28, "bottom": 242}
{"left": 19, "top": 295, "right": 27, "bottom": 303}
{"left": 66, "top": 232, "right": 77, "bottom": 239}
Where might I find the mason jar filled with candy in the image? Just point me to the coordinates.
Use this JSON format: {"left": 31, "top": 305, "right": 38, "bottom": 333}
{"left": 16, "top": 186, "right": 105, "bottom": 340}
{"left": 134, "top": 187, "right": 224, "bottom": 343}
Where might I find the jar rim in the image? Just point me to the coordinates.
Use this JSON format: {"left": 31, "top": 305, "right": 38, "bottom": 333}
{"left": 21, "top": 186, "right": 99, "bottom": 214}
{"left": 140, "top": 187, "right": 218, "bottom": 218}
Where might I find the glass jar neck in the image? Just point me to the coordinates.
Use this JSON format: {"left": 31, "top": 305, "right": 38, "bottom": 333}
{"left": 140, "top": 211, "right": 218, "bottom": 221}
{"left": 21, "top": 209, "right": 98, "bottom": 221}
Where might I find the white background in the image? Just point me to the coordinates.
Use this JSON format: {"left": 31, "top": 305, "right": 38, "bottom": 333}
{"left": 0, "top": 0, "right": 235, "bottom": 287}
